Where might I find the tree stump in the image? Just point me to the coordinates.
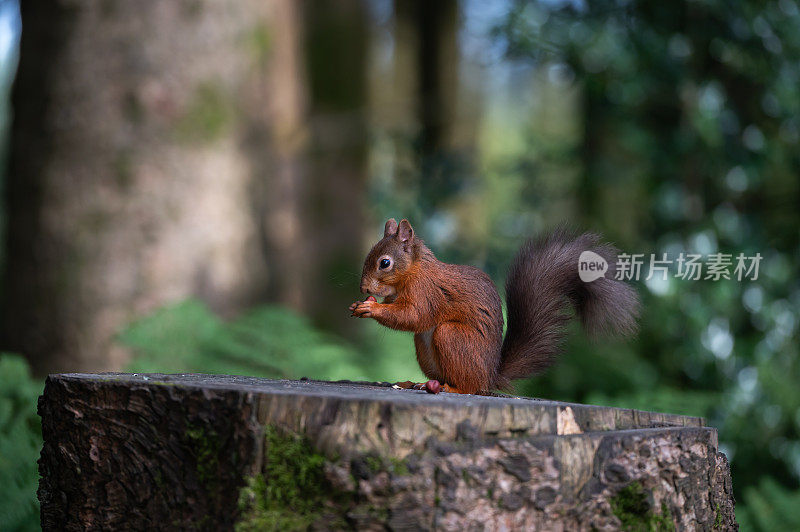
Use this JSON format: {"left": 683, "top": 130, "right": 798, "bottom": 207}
{"left": 38, "top": 374, "right": 736, "bottom": 530}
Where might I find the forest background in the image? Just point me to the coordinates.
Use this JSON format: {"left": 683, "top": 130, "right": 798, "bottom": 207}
{"left": 1, "top": 0, "right": 799, "bottom": 529}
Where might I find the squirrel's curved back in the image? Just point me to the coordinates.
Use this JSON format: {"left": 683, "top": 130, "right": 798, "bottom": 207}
{"left": 496, "top": 227, "right": 640, "bottom": 390}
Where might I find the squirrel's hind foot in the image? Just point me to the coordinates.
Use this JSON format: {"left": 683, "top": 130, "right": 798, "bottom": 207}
{"left": 440, "top": 383, "right": 472, "bottom": 394}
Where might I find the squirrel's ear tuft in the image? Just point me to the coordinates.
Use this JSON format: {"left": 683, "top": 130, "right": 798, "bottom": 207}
{"left": 397, "top": 219, "right": 414, "bottom": 243}
{"left": 384, "top": 218, "right": 398, "bottom": 237}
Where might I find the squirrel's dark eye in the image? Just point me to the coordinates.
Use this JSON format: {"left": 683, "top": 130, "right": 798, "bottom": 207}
{"left": 379, "top": 258, "right": 391, "bottom": 269}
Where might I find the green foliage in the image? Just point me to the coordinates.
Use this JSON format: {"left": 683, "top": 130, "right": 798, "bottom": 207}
{"left": 610, "top": 482, "right": 675, "bottom": 531}
{"left": 587, "top": 388, "right": 721, "bottom": 419}
{"left": 236, "top": 426, "right": 332, "bottom": 532}
{"left": 737, "top": 477, "right": 800, "bottom": 531}
{"left": 121, "top": 299, "right": 424, "bottom": 383}
{"left": 0, "top": 354, "right": 42, "bottom": 532}
{"left": 484, "top": 0, "right": 800, "bottom": 515}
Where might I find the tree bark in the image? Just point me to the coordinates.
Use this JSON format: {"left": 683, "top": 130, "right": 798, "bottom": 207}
{"left": 3, "top": 0, "right": 281, "bottom": 374}
{"left": 39, "top": 374, "right": 737, "bottom": 530}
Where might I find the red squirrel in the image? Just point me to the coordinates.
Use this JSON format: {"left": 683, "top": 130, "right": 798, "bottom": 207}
{"left": 349, "top": 218, "right": 640, "bottom": 395}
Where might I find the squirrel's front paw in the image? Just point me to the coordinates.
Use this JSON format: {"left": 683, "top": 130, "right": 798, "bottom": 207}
{"left": 350, "top": 300, "right": 377, "bottom": 318}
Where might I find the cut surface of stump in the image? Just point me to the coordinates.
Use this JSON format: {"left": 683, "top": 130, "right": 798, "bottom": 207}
{"left": 38, "top": 374, "right": 736, "bottom": 530}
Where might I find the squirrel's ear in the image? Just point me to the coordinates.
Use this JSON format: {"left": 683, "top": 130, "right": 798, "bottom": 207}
{"left": 397, "top": 219, "right": 414, "bottom": 243}
{"left": 384, "top": 218, "right": 398, "bottom": 237}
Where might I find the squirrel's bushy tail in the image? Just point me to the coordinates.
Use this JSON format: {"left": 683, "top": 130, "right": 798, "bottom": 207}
{"left": 496, "top": 227, "right": 640, "bottom": 390}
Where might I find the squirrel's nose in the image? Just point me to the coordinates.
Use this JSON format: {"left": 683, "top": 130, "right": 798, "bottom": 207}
{"left": 360, "top": 282, "right": 368, "bottom": 294}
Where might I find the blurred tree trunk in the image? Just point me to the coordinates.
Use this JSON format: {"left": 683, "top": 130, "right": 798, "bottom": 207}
{"left": 390, "top": 0, "right": 422, "bottom": 198}
{"left": 393, "top": 0, "right": 461, "bottom": 216}
{"left": 243, "top": 0, "right": 310, "bottom": 312}
{"left": 416, "top": 0, "right": 458, "bottom": 164}
{"left": 2, "top": 0, "right": 279, "bottom": 374}
{"left": 303, "top": 0, "right": 369, "bottom": 334}
{"left": 392, "top": 0, "right": 419, "bottom": 141}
